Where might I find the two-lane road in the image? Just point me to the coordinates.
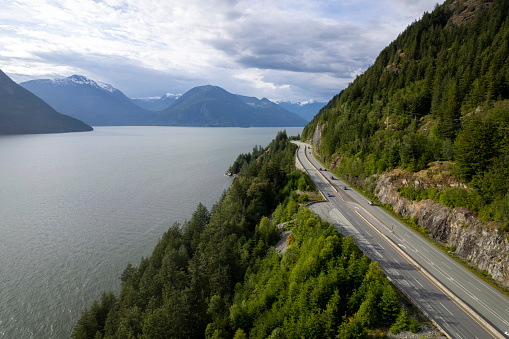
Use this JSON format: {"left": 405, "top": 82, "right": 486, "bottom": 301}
{"left": 293, "top": 141, "right": 509, "bottom": 339}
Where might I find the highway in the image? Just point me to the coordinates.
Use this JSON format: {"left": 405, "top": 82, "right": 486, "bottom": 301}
{"left": 293, "top": 141, "right": 509, "bottom": 339}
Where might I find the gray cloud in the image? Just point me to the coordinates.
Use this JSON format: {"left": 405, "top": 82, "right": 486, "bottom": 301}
{"left": 1, "top": 0, "right": 443, "bottom": 102}
{"left": 207, "top": 13, "right": 366, "bottom": 74}
{"left": 29, "top": 50, "right": 207, "bottom": 97}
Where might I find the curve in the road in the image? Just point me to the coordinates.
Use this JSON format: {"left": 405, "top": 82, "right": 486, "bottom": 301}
{"left": 293, "top": 141, "right": 506, "bottom": 339}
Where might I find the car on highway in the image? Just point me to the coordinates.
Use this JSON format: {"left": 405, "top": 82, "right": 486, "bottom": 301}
{"left": 342, "top": 186, "right": 347, "bottom": 190}
{"left": 326, "top": 193, "right": 332, "bottom": 197}
{"left": 368, "top": 200, "right": 375, "bottom": 205}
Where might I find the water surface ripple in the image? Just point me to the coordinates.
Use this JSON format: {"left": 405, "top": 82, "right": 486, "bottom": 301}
{"left": 0, "top": 126, "right": 302, "bottom": 338}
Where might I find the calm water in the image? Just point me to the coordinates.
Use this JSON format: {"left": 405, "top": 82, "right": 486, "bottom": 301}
{"left": 0, "top": 126, "right": 302, "bottom": 338}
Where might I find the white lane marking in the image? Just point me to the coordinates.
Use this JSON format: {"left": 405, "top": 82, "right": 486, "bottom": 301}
{"left": 306, "top": 162, "right": 509, "bottom": 333}
{"left": 440, "top": 302, "right": 454, "bottom": 316}
{"left": 328, "top": 208, "right": 382, "bottom": 260}
{"left": 455, "top": 333, "right": 463, "bottom": 339}
{"left": 442, "top": 261, "right": 452, "bottom": 270}
{"left": 468, "top": 281, "right": 482, "bottom": 292}
{"left": 413, "top": 277, "right": 424, "bottom": 287}
{"left": 425, "top": 302, "right": 433, "bottom": 311}
{"left": 400, "top": 238, "right": 419, "bottom": 253}
{"left": 430, "top": 259, "right": 509, "bottom": 327}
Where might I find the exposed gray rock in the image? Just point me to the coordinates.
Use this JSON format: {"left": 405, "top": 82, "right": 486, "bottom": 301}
{"left": 374, "top": 172, "right": 509, "bottom": 289}
{"left": 274, "top": 222, "right": 293, "bottom": 255}
{"left": 312, "top": 123, "right": 323, "bottom": 149}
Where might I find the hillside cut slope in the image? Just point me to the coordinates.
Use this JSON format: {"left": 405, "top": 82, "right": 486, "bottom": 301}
{"left": 302, "top": 0, "right": 509, "bottom": 288}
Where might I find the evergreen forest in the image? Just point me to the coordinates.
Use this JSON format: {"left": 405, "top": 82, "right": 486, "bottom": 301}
{"left": 73, "top": 132, "right": 420, "bottom": 338}
{"left": 302, "top": 0, "right": 509, "bottom": 229}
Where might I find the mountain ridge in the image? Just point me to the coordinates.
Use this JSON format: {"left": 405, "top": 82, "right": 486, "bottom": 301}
{"left": 277, "top": 100, "right": 326, "bottom": 121}
{"left": 21, "top": 77, "right": 308, "bottom": 127}
{"left": 0, "top": 70, "right": 93, "bottom": 134}
{"left": 151, "top": 85, "right": 308, "bottom": 127}
{"left": 20, "top": 75, "right": 153, "bottom": 126}
{"left": 34, "top": 74, "right": 117, "bottom": 93}
{"left": 301, "top": 0, "right": 509, "bottom": 289}
{"left": 132, "top": 94, "right": 324, "bottom": 122}
{"left": 130, "top": 93, "right": 181, "bottom": 112}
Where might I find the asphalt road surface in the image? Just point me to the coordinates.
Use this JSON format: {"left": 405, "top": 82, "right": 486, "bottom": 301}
{"left": 293, "top": 141, "right": 509, "bottom": 339}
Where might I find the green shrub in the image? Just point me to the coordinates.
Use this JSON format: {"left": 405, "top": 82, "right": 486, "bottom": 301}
{"left": 389, "top": 310, "right": 420, "bottom": 334}
{"left": 438, "top": 187, "right": 482, "bottom": 211}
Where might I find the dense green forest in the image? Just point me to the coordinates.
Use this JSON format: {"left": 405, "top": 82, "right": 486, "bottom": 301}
{"left": 302, "top": 0, "right": 509, "bottom": 228}
{"left": 73, "top": 132, "right": 419, "bottom": 338}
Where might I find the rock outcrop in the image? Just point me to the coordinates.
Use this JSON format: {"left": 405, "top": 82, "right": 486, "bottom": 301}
{"left": 374, "top": 169, "right": 509, "bottom": 289}
{"left": 312, "top": 123, "right": 323, "bottom": 150}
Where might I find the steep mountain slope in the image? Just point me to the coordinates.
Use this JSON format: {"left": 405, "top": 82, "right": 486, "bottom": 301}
{"left": 0, "top": 70, "right": 93, "bottom": 134}
{"left": 301, "top": 0, "right": 509, "bottom": 287}
{"left": 151, "top": 85, "right": 308, "bottom": 127}
{"left": 305, "top": 0, "right": 508, "bottom": 160}
{"left": 20, "top": 75, "right": 153, "bottom": 126}
{"left": 277, "top": 100, "right": 326, "bottom": 121}
{"left": 130, "top": 93, "right": 181, "bottom": 111}
{"left": 303, "top": 0, "right": 508, "bottom": 208}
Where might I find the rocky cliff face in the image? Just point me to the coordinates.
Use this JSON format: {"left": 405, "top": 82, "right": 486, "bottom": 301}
{"left": 374, "top": 169, "right": 509, "bottom": 289}
{"left": 312, "top": 123, "right": 323, "bottom": 149}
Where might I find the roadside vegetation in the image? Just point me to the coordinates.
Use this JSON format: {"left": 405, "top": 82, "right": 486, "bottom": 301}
{"left": 319, "top": 154, "right": 509, "bottom": 298}
{"left": 73, "top": 131, "right": 422, "bottom": 338}
{"left": 302, "top": 0, "right": 509, "bottom": 230}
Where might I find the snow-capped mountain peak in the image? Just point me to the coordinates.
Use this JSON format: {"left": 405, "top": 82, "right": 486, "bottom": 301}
{"left": 276, "top": 99, "right": 318, "bottom": 106}
{"left": 47, "top": 75, "right": 116, "bottom": 93}
{"left": 162, "top": 92, "right": 181, "bottom": 99}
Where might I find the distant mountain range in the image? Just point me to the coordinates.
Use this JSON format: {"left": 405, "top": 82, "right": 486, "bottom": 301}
{"left": 20, "top": 75, "right": 153, "bottom": 126}
{"left": 131, "top": 95, "right": 323, "bottom": 122}
{"left": 130, "top": 94, "right": 181, "bottom": 111}
{"left": 150, "top": 85, "right": 308, "bottom": 127}
{"left": 276, "top": 101, "right": 326, "bottom": 121}
{"left": 0, "top": 70, "right": 92, "bottom": 134}
{"left": 19, "top": 75, "right": 309, "bottom": 127}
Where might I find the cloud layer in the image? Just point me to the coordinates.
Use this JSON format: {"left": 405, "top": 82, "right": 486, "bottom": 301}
{"left": 0, "top": 0, "right": 441, "bottom": 101}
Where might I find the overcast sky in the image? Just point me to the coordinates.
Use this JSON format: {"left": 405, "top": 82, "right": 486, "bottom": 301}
{"left": 0, "top": 0, "right": 443, "bottom": 102}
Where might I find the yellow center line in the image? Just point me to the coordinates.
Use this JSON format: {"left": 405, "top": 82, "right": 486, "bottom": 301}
{"left": 295, "top": 142, "right": 502, "bottom": 339}
{"left": 352, "top": 209, "right": 497, "bottom": 339}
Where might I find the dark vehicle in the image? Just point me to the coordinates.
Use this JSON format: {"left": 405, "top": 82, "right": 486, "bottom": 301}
{"left": 327, "top": 193, "right": 332, "bottom": 197}
{"left": 342, "top": 186, "right": 347, "bottom": 190}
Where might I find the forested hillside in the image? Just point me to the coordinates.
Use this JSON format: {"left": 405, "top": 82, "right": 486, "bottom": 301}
{"left": 302, "top": 0, "right": 509, "bottom": 228}
{"left": 73, "top": 132, "right": 420, "bottom": 338}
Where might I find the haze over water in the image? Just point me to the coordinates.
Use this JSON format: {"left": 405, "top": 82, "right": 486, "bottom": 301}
{"left": 0, "top": 126, "right": 302, "bottom": 338}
